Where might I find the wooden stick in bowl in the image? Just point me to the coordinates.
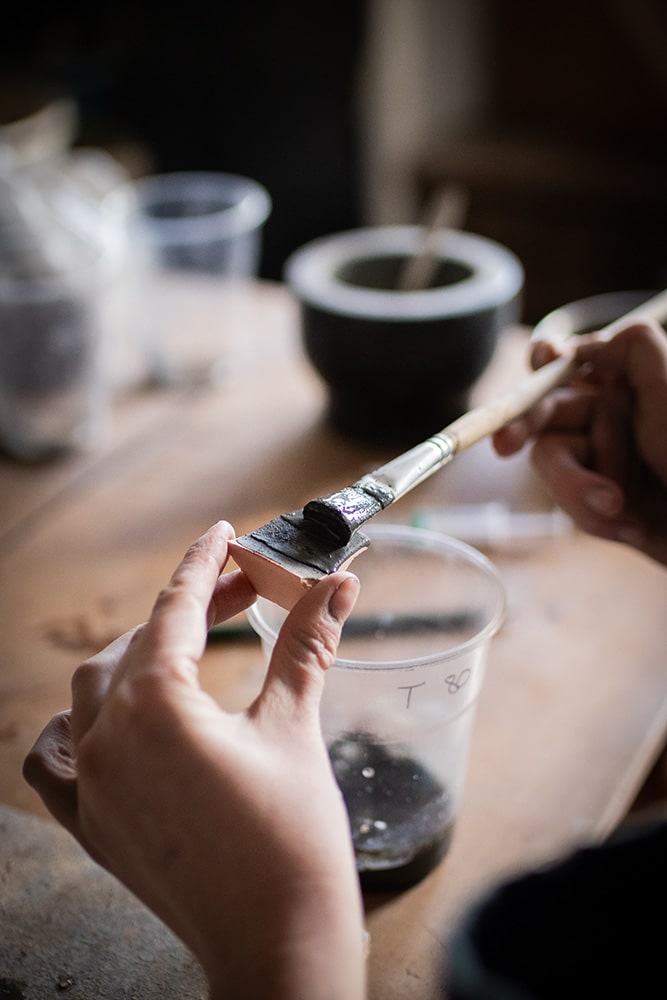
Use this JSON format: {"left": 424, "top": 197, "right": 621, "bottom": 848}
{"left": 397, "top": 184, "right": 470, "bottom": 292}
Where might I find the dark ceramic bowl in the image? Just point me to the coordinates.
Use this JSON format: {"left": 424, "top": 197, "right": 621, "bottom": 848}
{"left": 284, "top": 226, "right": 524, "bottom": 447}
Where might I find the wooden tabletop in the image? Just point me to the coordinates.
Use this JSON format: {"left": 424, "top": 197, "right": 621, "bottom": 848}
{"left": 1, "top": 279, "right": 666, "bottom": 998}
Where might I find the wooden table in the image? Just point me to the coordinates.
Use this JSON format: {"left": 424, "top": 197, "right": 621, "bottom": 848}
{"left": 1, "top": 280, "right": 666, "bottom": 998}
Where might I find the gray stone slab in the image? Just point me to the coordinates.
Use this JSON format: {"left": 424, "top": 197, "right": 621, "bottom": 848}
{"left": 0, "top": 806, "right": 207, "bottom": 999}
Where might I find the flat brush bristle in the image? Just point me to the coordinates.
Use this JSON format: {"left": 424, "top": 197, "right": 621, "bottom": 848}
{"left": 229, "top": 513, "right": 370, "bottom": 610}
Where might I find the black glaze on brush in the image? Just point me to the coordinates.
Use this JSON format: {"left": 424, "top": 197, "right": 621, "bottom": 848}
{"left": 246, "top": 510, "right": 370, "bottom": 574}
{"left": 303, "top": 479, "right": 396, "bottom": 547}
{"left": 242, "top": 479, "right": 395, "bottom": 568}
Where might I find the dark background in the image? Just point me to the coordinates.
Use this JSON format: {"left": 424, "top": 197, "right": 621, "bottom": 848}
{"left": 1, "top": 0, "right": 665, "bottom": 322}
{"left": 0, "top": 0, "right": 369, "bottom": 282}
{"left": 413, "top": 0, "right": 667, "bottom": 321}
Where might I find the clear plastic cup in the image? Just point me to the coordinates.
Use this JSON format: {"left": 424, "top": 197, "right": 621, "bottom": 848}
{"left": 247, "top": 523, "right": 505, "bottom": 890}
{"left": 124, "top": 171, "right": 271, "bottom": 275}
{"left": 0, "top": 236, "right": 120, "bottom": 461}
{"left": 104, "top": 171, "right": 272, "bottom": 385}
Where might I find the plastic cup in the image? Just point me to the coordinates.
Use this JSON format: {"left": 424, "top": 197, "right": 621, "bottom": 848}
{"left": 247, "top": 523, "right": 505, "bottom": 891}
{"left": 125, "top": 171, "right": 271, "bottom": 275}
{"left": 103, "top": 171, "right": 272, "bottom": 385}
{"left": 0, "top": 237, "right": 119, "bottom": 461}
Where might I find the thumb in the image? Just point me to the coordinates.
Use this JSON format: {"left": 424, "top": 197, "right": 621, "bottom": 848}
{"left": 250, "top": 571, "right": 360, "bottom": 730}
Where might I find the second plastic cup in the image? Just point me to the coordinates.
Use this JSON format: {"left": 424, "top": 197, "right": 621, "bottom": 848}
{"left": 0, "top": 231, "right": 122, "bottom": 461}
{"left": 104, "top": 171, "right": 272, "bottom": 385}
{"left": 125, "top": 170, "right": 271, "bottom": 276}
{"left": 247, "top": 523, "right": 505, "bottom": 891}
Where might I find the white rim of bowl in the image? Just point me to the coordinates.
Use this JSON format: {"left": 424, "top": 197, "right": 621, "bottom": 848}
{"left": 284, "top": 226, "right": 524, "bottom": 321}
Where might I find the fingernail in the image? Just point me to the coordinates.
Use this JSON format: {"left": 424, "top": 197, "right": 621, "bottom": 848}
{"left": 328, "top": 575, "right": 360, "bottom": 623}
{"left": 586, "top": 487, "right": 620, "bottom": 517}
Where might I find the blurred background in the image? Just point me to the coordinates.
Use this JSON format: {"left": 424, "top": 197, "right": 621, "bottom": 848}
{"left": 1, "top": 0, "right": 665, "bottom": 323}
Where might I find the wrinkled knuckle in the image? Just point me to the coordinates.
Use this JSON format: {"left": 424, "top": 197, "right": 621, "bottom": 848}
{"left": 152, "top": 582, "right": 179, "bottom": 613}
{"left": 285, "top": 622, "right": 339, "bottom": 672}
{"left": 153, "top": 582, "right": 201, "bottom": 620}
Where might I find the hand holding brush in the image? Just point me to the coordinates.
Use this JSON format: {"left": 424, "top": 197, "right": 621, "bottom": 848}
{"left": 230, "top": 290, "right": 667, "bottom": 608}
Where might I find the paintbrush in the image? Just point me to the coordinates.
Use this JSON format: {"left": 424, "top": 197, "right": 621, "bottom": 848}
{"left": 229, "top": 288, "right": 667, "bottom": 609}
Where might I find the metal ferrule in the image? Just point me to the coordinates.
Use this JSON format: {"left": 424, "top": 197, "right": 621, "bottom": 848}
{"left": 359, "top": 432, "right": 457, "bottom": 502}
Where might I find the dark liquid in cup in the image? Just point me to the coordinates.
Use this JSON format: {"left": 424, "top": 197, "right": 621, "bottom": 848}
{"left": 329, "top": 734, "right": 454, "bottom": 891}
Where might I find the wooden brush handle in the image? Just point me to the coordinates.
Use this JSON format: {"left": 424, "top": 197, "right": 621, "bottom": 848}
{"left": 444, "top": 286, "right": 667, "bottom": 452}
{"left": 367, "top": 288, "right": 667, "bottom": 503}
{"left": 442, "top": 352, "right": 576, "bottom": 452}
{"left": 363, "top": 354, "right": 576, "bottom": 503}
